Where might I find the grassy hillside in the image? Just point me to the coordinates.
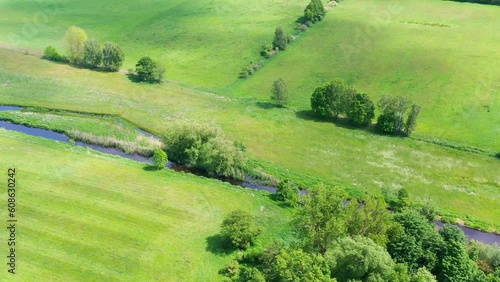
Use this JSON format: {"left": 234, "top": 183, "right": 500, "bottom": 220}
{"left": 0, "top": 129, "right": 290, "bottom": 281}
{"left": 0, "top": 0, "right": 308, "bottom": 88}
{"left": 231, "top": 0, "right": 500, "bottom": 150}
{"left": 0, "top": 49, "right": 498, "bottom": 231}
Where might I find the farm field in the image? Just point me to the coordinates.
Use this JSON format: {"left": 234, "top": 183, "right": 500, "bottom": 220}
{"left": 0, "top": 129, "right": 291, "bottom": 281}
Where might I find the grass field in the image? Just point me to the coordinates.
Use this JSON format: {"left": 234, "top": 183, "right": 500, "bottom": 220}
{"left": 0, "top": 0, "right": 308, "bottom": 88}
{"left": 0, "top": 49, "right": 498, "bottom": 232}
{"left": 0, "top": 129, "right": 291, "bottom": 281}
{"left": 0, "top": 0, "right": 499, "bottom": 279}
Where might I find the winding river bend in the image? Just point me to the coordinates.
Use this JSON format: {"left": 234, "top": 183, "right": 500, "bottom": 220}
{"left": 0, "top": 106, "right": 498, "bottom": 245}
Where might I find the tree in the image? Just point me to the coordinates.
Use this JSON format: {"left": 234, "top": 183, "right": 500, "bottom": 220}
{"left": 294, "top": 185, "right": 347, "bottom": 255}
{"left": 376, "top": 95, "right": 411, "bottom": 135}
{"left": 152, "top": 148, "right": 167, "bottom": 170}
{"left": 346, "top": 92, "right": 375, "bottom": 126}
{"left": 404, "top": 104, "right": 421, "bottom": 136}
{"left": 411, "top": 267, "right": 437, "bottom": 282}
{"left": 102, "top": 42, "right": 124, "bottom": 71}
{"left": 345, "top": 197, "right": 394, "bottom": 246}
{"left": 272, "top": 26, "right": 287, "bottom": 51}
{"left": 275, "top": 248, "right": 332, "bottom": 282}
{"left": 310, "top": 79, "right": 354, "bottom": 119}
{"left": 437, "top": 225, "right": 483, "bottom": 282}
{"left": 326, "top": 236, "right": 402, "bottom": 282}
{"left": 387, "top": 210, "right": 444, "bottom": 274}
{"left": 270, "top": 78, "right": 289, "bottom": 107}
{"left": 304, "top": 0, "right": 325, "bottom": 23}
{"left": 83, "top": 38, "right": 102, "bottom": 68}
{"left": 220, "top": 210, "right": 260, "bottom": 250}
{"left": 275, "top": 179, "right": 300, "bottom": 207}
{"left": 135, "top": 56, "right": 165, "bottom": 83}
{"left": 64, "top": 26, "right": 88, "bottom": 64}
{"left": 238, "top": 266, "right": 266, "bottom": 282}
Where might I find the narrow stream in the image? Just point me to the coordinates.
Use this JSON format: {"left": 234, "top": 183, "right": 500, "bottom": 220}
{"left": 0, "top": 105, "right": 499, "bottom": 245}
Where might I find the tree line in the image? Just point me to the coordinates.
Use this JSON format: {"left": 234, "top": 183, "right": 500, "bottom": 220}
{"left": 42, "top": 26, "right": 165, "bottom": 83}
{"left": 240, "top": 0, "right": 329, "bottom": 78}
{"left": 217, "top": 184, "right": 500, "bottom": 281}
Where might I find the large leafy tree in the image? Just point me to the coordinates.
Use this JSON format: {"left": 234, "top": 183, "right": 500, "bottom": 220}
{"left": 377, "top": 95, "right": 420, "bottom": 135}
{"left": 135, "top": 56, "right": 165, "bottom": 83}
{"left": 272, "top": 26, "right": 287, "bottom": 51}
{"left": 64, "top": 26, "right": 88, "bottom": 64}
{"left": 102, "top": 42, "right": 124, "bottom": 71}
{"left": 220, "top": 210, "right": 260, "bottom": 250}
{"left": 326, "top": 236, "right": 405, "bottom": 282}
{"left": 83, "top": 38, "right": 102, "bottom": 68}
{"left": 346, "top": 92, "right": 375, "bottom": 126}
{"left": 310, "top": 79, "right": 354, "bottom": 119}
{"left": 437, "top": 225, "right": 484, "bottom": 282}
{"left": 345, "top": 197, "right": 394, "bottom": 246}
{"left": 387, "top": 210, "right": 444, "bottom": 274}
{"left": 275, "top": 248, "right": 332, "bottom": 282}
{"left": 294, "top": 185, "right": 347, "bottom": 255}
{"left": 304, "top": 0, "right": 325, "bottom": 23}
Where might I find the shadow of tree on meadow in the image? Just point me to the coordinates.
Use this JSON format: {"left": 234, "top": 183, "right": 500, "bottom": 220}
{"left": 205, "top": 234, "right": 234, "bottom": 256}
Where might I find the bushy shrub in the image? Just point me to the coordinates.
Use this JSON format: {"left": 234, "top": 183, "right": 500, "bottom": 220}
{"left": 42, "top": 46, "right": 67, "bottom": 62}
{"left": 275, "top": 179, "right": 300, "bottom": 206}
{"left": 260, "top": 44, "right": 276, "bottom": 58}
{"left": 162, "top": 122, "right": 246, "bottom": 179}
{"left": 304, "top": 0, "right": 325, "bottom": 23}
{"left": 239, "top": 61, "right": 265, "bottom": 79}
{"left": 220, "top": 210, "right": 261, "bottom": 250}
{"left": 152, "top": 148, "right": 168, "bottom": 169}
{"left": 135, "top": 56, "right": 165, "bottom": 83}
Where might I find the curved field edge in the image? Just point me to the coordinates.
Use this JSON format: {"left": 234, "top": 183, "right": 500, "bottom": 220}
{"left": 0, "top": 129, "right": 291, "bottom": 281}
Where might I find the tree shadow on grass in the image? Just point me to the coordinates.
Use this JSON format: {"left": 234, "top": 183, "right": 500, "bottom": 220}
{"left": 126, "top": 73, "right": 142, "bottom": 83}
{"left": 256, "top": 101, "right": 277, "bottom": 110}
{"left": 205, "top": 234, "right": 234, "bottom": 256}
{"left": 295, "top": 110, "right": 385, "bottom": 136}
{"left": 143, "top": 165, "right": 159, "bottom": 172}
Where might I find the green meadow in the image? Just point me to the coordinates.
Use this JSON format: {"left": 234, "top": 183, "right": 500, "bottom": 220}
{"left": 0, "top": 129, "right": 291, "bottom": 281}
{"left": 0, "top": 0, "right": 499, "bottom": 280}
{"left": 0, "top": 49, "right": 498, "bottom": 231}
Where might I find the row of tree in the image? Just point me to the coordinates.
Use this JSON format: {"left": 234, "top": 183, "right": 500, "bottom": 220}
{"left": 218, "top": 185, "right": 500, "bottom": 281}
{"left": 240, "top": 0, "right": 327, "bottom": 78}
{"left": 43, "top": 26, "right": 124, "bottom": 71}
{"left": 310, "top": 79, "right": 421, "bottom": 136}
{"left": 43, "top": 26, "right": 165, "bottom": 83}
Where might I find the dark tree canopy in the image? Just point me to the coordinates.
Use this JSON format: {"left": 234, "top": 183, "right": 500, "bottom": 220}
{"left": 310, "top": 79, "right": 354, "bottom": 119}
{"left": 275, "top": 179, "right": 300, "bottom": 207}
{"left": 135, "top": 56, "right": 165, "bottom": 83}
{"left": 304, "top": 0, "right": 325, "bottom": 23}
{"left": 220, "top": 210, "right": 261, "bottom": 250}
{"left": 346, "top": 92, "right": 375, "bottom": 126}
{"left": 102, "top": 42, "right": 124, "bottom": 72}
{"left": 83, "top": 38, "right": 102, "bottom": 68}
{"left": 377, "top": 95, "right": 421, "bottom": 136}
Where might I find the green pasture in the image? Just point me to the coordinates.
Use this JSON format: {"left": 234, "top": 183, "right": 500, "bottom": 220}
{"left": 0, "top": 49, "right": 498, "bottom": 231}
{"left": 0, "top": 0, "right": 308, "bottom": 88}
{"left": 231, "top": 0, "right": 500, "bottom": 150}
{"left": 0, "top": 129, "right": 291, "bottom": 281}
